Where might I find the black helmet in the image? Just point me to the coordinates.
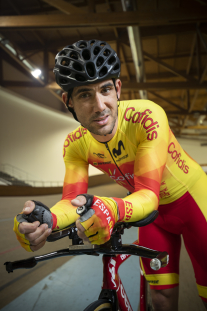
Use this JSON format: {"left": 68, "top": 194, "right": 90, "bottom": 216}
{"left": 53, "top": 39, "right": 121, "bottom": 92}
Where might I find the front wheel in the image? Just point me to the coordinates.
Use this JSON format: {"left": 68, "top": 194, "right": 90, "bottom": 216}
{"left": 83, "top": 299, "right": 112, "bottom": 311}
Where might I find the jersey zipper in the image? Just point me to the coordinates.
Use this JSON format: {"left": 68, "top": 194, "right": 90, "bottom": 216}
{"left": 104, "top": 142, "right": 134, "bottom": 189}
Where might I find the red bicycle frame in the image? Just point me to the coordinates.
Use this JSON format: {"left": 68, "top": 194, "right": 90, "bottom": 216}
{"left": 5, "top": 210, "right": 167, "bottom": 311}
{"left": 102, "top": 240, "right": 147, "bottom": 311}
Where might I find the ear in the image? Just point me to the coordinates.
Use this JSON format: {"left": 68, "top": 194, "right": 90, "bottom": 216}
{"left": 115, "top": 79, "right": 122, "bottom": 100}
{"left": 62, "top": 92, "right": 73, "bottom": 108}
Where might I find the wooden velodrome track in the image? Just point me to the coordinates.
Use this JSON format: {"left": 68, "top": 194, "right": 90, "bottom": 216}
{"left": 0, "top": 183, "right": 206, "bottom": 311}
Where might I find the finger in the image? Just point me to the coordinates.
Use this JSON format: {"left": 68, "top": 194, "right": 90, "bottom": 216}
{"left": 71, "top": 196, "right": 87, "bottom": 207}
{"left": 77, "top": 230, "right": 90, "bottom": 242}
{"left": 88, "top": 234, "right": 109, "bottom": 245}
{"left": 25, "top": 224, "right": 50, "bottom": 243}
{"left": 30, "top": 240, "right": 46, "bottom": 252}
{"left": 23, "top": 200, "right": 35, "bottom": 214}
{"left": 84, "top": 227, "right": 99, "bottom": 238}
{"left": 19, "top": 221, "right": 40, "bottom": 234}
{"left": 76, "top": 220, "right": 86, "bottom": 233}
{"left": 29, "top": 228, "right": 52, "bottom": 247}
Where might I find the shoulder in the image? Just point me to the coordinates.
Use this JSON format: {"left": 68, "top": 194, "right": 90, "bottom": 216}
{"left": 119, "top": 99, "right": 167, "bottom": 125}
{"left": 119, "top": 99, "right": 166, "bottom": 117}
{"left": 118, "top": 99, "right": 169, "bottom": 141}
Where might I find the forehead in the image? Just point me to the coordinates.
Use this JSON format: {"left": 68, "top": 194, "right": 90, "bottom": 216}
{"left": 73, "top": 79, "right": 114, "bottom": 95}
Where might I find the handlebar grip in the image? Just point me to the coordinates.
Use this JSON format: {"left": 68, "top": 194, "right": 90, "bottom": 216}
{"left": 16, "top": 201, "right": 53, "bottom": 229}
{"left": 4, "top": 257, "right": 37, "bottom": 273}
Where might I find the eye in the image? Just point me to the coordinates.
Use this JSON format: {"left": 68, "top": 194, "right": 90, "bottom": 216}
{"left": 79, "top": 92, "right": 90, "bottom": 99}
{"left": 102, "top": 86, "right": 112, "bottom": 94}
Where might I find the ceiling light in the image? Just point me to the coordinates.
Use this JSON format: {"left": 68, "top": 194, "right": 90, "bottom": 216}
{"left": 31, "top": 69, "right": 42, "bottom": 78}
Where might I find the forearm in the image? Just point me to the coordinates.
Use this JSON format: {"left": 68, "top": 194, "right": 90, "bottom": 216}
{"left": 113, "top": 190, "right": 159, "bottom": 222}
{"left": 50, "top": 199, "right": 80, "bottom": 230}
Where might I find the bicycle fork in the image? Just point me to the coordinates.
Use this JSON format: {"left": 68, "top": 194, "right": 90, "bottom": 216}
{"left": 100, "top": 254, "right": 134, "bottom": 311}
{"left": 98, "top": 242, "right": 168, "bottom": 311}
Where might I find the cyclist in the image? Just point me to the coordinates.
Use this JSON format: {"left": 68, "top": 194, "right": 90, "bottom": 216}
{"left": 14, "top": 39, "right": 207, "bottom": 311}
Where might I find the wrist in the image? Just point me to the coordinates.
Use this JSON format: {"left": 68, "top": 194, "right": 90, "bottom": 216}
{"left": 95, "top": 196, "right": 119, "bottom": 223}
{"left": 111, "top": 197, "right": 125, "bottom": 221}
{"left": 51, "top": 213, "right": 57, "bottom": 230}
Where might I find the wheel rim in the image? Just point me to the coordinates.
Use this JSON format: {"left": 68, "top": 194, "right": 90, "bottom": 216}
{"left": 93, "top": 302, "right": 112, "bottom": 311}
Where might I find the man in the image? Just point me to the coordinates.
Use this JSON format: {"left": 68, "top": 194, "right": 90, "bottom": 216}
{"left": 14, "top": 40, "right": 207, "bottom": 311}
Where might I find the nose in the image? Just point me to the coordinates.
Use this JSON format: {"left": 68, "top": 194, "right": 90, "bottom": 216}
{"left": 93, "top": 92, "right": 106, "bottom": 113}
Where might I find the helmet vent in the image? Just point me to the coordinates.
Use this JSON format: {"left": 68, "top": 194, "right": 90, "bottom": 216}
{"left": 79, "top": 41, "right": 87, "bottom": 49}
{"left": 96, "top": 57, "right": 104, "bottom": 67}
{"left": 86, "top": 63, "right": 95, "bottom": 77}
{"left": 93, "top": 46, "right": 100, "bottom": 55}
{"left": 113, "top": 63, "right": 120, "bottom": 71}
{"left": 70, "top": 52, "right": 79, "bottom": 60}
{"left": 61, "top": 59, "right": 70, "bottom": 66}
{"left": 99, "top": 66, "right": 107, "bottom": 77}
{"left": 75, "top": 74, "right": 87, "bottom": 82}
{"left": 108, "top": 56, "right": 116, "bottom": 65}
{"left": 100, "top": 42, "right": 106, "bottom": 47}
{"left": 103, "top": 49, "right": 111, "bottom": 57}
{"left": 90, "top": 40, "right": 96, "bottom": 46}
{"left": 65, "top": 45, "right": 74, "bottom": 49}
{"left": 73, "top": 62, "right": 83, "bottom": 72}
{"left": 82, "top": 49, "right": 91, "bottom": 61}
{"left": 59, "top": 50, "right": 67, "bottom": 56}
{"left": 59, "top": 67, "right": 71, "bottom": 76}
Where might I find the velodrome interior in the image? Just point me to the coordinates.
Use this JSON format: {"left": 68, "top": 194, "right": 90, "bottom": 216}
{"left": 1, "top": 0, "right": 207, "bottom": 310}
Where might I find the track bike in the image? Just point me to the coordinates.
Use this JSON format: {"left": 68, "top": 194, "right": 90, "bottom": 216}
{"left": 4, "top": 206, "right": 168, "bottom": 311}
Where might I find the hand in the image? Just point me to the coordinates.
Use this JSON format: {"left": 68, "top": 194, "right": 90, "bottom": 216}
{"left": 71, "top": 196, "right": 90, "bottom": 243}
{"left": 14, "top": 201, "right": 52, "bottom": 252}
{"left": 72, "top": 194, "right": 118, "bottom": 245}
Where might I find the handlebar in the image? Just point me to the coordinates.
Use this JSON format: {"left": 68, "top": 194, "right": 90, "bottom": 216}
{"left": 47, "top": 210, "right": 159, "bottom": 243}
{"left": 4, "top": 210, "right": 169, "bottom": 273}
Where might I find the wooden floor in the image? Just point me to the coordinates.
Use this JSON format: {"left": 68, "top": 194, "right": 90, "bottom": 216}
{"left": 0, "top": 183, "right": 205, "bottom": 310}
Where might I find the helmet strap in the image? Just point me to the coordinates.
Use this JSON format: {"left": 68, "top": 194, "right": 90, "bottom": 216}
{"left": 112, "top": 78, "right": 119, "bottom": 100}
{"left": 66, "top": 89, "right": 80, "bottom": 122}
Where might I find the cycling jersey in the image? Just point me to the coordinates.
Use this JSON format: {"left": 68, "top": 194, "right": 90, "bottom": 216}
{"left": 51, "top": 99, "right": 205, "bottom": 228}
{"left": 49, "top": 99, "right": 207, "bottom": 301}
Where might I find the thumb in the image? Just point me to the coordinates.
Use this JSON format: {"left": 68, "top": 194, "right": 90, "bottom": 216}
{"left": 71, "top": 195, "right": 87, "bottom": 207}
{"left": 23, "top": 200, "right": 35, "bottom": 214}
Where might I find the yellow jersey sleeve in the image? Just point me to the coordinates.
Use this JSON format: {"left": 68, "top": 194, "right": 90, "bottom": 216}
{"left": 50, "top": 130, "right": 89, "bottom": 230}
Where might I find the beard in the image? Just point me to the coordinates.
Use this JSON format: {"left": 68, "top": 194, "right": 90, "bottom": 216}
{"left": 77, "top": 106, "right": 118, "bottom": 136}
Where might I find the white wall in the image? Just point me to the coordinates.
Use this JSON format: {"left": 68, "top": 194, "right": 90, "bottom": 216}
{"left": 177, "top": 138, "right": 207, "bottom": 165}
{"left": 0, "top": 87, "right": 101, "bottom": 185}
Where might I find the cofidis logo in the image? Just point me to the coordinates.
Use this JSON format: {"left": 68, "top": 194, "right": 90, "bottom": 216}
{"left": 168, "top": 142, "right": 189, "bottom": 174}
{"left": 63, "top": 127, "right": 87, "bottom": 157}
{"left": 124, "top": 108, "right": 159, "bottom": 140}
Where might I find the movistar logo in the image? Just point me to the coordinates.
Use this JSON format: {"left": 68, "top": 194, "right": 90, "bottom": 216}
{"left": 113, "top": 140, "right": 125, "bottom": 158}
